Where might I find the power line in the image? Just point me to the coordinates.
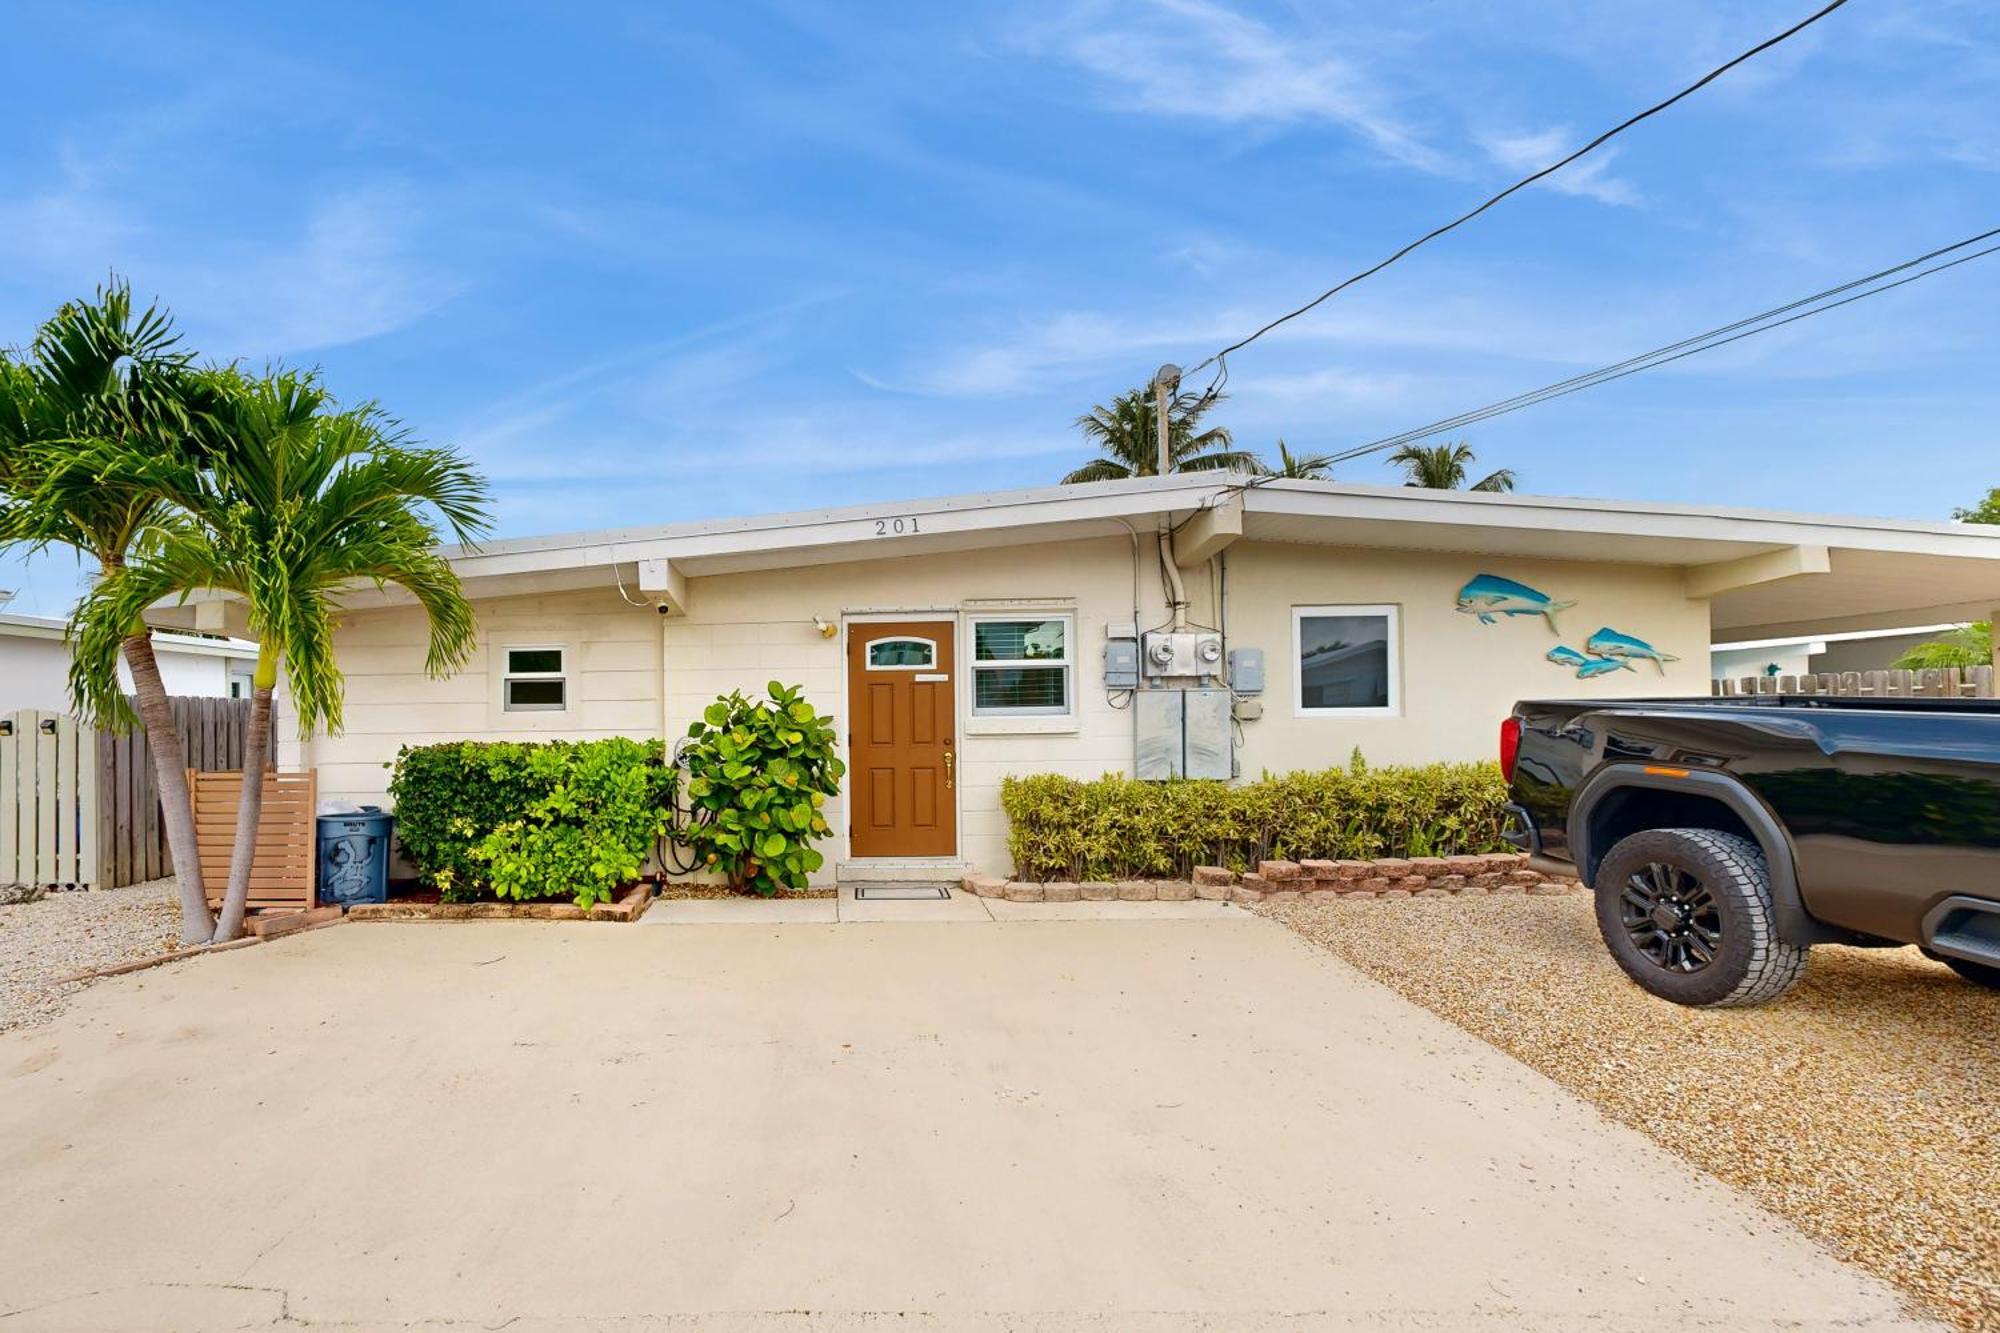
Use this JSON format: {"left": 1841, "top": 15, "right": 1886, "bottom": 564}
{"left": 1183, "top": 0, "right": 1852, "bottom": 394}
{"left": 1322, "top": 225, "right": 2000, "bottom": 469}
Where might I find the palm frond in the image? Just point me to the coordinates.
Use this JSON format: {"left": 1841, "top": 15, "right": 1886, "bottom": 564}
{"left": 1891, "top": 623, "right": 1991, "bottom": 670}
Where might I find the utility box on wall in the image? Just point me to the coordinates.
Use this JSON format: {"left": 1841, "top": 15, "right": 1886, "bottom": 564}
{"left": 1182, "top": 688, "right": 1232, "bottom": 779}
{"left": 1135, "top": 687, "right": 1232, "bottom": 780}
{"left": 1135, "top": 689, "right": 1183, "bottom": 780}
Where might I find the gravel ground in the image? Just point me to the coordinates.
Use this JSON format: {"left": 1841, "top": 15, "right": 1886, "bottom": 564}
{"left": 1260, "top": 892, "right": 1999, "bottom": 1333}
{"left": 0, "top": 879, "right": 179, "bottom": 1036}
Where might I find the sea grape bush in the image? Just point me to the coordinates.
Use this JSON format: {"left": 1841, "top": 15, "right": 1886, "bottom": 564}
{"left": 679, "top": 681, "right": 844, "bottom": 896}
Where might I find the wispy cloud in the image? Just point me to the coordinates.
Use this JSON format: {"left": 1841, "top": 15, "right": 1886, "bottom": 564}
{"left": 1029, "top": 0, "right": 1443, "bottom": 171}
{"left": 1478, "top": 128, "right": 1642, "bottom": 207}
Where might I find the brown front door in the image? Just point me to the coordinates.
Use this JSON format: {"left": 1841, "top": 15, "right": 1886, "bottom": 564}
{"left": 847, "top": 620, "right": 956, "bottom": 858}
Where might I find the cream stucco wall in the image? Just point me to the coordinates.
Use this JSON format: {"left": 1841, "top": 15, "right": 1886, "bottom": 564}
{"left": 1223, "top": 543, "right": 1711, "bottom": 773}
{"left": 298, "top": 534, "right": 1711, "bottom": 879}
{"left": 281, "top": 588, "right": 663, "bottom": 802}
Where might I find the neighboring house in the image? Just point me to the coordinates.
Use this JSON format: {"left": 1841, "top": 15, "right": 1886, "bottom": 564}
{"left": 1710, "top": 623, "right": 1968, "bottom": 681}
{"left": 0, "top": 611, "right": 260, "bottom": 713}
{"left": 151, "top": 475, "right": 2000, "bottom": 881}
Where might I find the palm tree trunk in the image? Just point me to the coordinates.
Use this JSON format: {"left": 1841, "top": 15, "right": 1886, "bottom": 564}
{"left": 212, "top": 647, "right": 276, "bottom": 943}
{"left": 122, "top": 631, "right": 216, "bottom": 945}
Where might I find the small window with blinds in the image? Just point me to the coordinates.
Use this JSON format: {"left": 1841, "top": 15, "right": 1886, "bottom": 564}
{"left": 970, "top": 616, "right": 1071, "bottom": 717}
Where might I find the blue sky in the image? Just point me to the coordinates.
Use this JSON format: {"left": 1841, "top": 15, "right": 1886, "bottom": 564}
{"left": 2, "top": 1, "right": 1996, "bottom": 615}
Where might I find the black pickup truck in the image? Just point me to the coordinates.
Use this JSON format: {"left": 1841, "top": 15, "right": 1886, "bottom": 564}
{"left": 1502, "top": 695, "right": 2000, "bottom": 1006}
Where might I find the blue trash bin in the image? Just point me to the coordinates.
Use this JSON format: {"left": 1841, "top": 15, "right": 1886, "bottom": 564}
{"left": 317, "top": 809, "right": 394, "bottom": 907}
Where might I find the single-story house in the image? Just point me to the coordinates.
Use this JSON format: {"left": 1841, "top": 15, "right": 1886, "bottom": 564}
{"left": 152, "top": 475, "right": 2000, "bottom": 882}
{"left": 1710, "top": 622, "right": 1965, "bottom": 681}
{"left": 0, "top": 609, "right": 259, "bottom": 714}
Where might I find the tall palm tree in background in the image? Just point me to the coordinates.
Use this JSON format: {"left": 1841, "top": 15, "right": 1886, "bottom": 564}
{"left": 1388, "top": 440, "right": 1516, "bottom": 493}
{"left": 66, "top": 367, "right": 489, "bottom": 941}
{"left": 1267, "top": 439, "right": 1336, "bottom": 480}
{"left": 0, "top": 284, "right": 219, "bottom": 943}
{"left": 1063, "top": 387, "right": 1262, "bottom": 483}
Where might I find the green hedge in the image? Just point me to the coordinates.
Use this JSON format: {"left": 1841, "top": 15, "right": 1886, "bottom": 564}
{"left": 387, "top": 739, "right": 675, "bottom": 907}
{"left": 1001, "top": 762, "right": 1511, "bottom": 882}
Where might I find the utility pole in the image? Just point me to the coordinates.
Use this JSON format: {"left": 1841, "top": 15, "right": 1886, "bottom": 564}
{"left": 1151, "top": 363, "right": 1188, "bottom": 628}
{"left": 1152, "top": 363, "right": 1180, "bottom": 477}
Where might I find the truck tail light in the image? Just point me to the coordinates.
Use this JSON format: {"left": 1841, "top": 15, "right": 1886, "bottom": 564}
{"left": 1499, "top": 716, "right": 1522, "bottom": 783}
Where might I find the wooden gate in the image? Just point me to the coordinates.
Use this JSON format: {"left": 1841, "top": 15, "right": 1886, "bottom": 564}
{"left": 0, "top": 698, "right": 253, "bottom": 891}
{"left": 0, "top": 710, "right": 97, "bottom": 889}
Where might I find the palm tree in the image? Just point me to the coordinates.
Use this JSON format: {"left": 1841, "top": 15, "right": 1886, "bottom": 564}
{"left": 1266, "top": 439, "right": 1335, "bottom": 480}
{"left": 65, "top": 366, "right": 489, "bottom": 941}
{"left": 1387, "top": 441, "right": 1516, "bottom": 493}
{"left": 1062, "top": 387, "right": 1262, "bottom": 483}
{"left": 0, "top": 284, "right": 221, "bottom": 943}
{"left": 1892, "top": 622, "right": 1992, "bottom": 670}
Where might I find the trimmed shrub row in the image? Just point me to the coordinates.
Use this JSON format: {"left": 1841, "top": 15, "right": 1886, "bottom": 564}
{"left": 387, "top": 738, "right": 675, "bottom": 908}
{"left": 1001, "top": 762, "right": 1511, "bottom": 883}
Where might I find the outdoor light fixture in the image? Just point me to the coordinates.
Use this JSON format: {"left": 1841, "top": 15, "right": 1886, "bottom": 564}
{"left": 812, "top": 616, "right": 837, "bottom": 639}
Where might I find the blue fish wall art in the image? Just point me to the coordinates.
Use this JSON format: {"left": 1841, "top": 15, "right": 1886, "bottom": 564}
{"left": 1546, "top": 644, "right": 1634, "bottom": 679}
{"left": 1456, "top": 573, "right": 1575, "bottom": 633}
{"left": 1585, "top": 627, "right": 1680, "bottom": 675}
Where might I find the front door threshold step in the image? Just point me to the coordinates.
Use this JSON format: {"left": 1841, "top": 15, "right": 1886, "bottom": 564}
{"left": 834, "top": 858, "right": 972, "bottom": 885}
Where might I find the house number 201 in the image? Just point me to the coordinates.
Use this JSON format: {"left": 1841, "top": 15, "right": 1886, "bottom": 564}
{"left": 873, "top": 517, "right": 920, "bottom": 535}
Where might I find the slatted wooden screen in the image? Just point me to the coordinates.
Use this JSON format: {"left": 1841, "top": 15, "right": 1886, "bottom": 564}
{"left": 0, "top": 710, "right": 97, "bottom": 889}
{"left": 187, "top": 768, "right": 317, "bottom": 912}
{"left": 1711, "top": 666, "right": 1994, "bottom": 698}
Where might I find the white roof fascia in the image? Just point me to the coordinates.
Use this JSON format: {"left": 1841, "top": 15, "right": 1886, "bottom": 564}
{"left": 1712, "top": 622, "right": 1966, "bottom": 652}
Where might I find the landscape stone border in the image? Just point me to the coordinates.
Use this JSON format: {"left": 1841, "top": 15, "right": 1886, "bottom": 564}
{"left": 347, "top": 880, "right": 656, "bottom": 924}
{"left": 965, "top": 853, "right": 1580, "bottom": 904}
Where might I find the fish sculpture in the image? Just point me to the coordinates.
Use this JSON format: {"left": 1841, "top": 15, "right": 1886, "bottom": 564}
{"left": 1547, "top": 644, "right": 1634, "bottom": 679}
{"left": 1585, "top": 627, "right": 1680, "bottom": 675}
{"left": 1456, "top": 573, "right": 1575, "bottom": 633}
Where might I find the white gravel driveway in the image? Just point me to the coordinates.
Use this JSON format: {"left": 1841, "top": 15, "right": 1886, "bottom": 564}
{"left": 0, "top": 879, "right": 177, "bottom": 1035}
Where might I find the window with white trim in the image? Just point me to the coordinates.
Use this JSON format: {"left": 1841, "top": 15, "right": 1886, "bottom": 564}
{"left": 502, "top": 646, "right": 567, "bottom": 712}
{"left": 865, "top": 636, "right": 937, "bottom": 670}
{"left": 970, "top": 615, "right": 1072, "bottom": 716}
{"left": 1293, "top": 606, "right": 1399, "bottom": 715}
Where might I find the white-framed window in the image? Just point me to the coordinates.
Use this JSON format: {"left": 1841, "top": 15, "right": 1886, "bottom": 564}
{"left": 1293, "top": 605, "right": 1399, "bottom": 716}
{"left": 865, "top": 636, "right": 938, "bottom": 670}
{"left": 502, "top": 645, "right": 567, "bottom": 712}
{"left": 970, "top": 615, "right": 1072, "bottom": 717}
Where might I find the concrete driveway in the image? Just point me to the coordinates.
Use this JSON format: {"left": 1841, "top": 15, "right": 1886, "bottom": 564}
{"left": 1, "top": 913, "right": 1933, "bottom": 1332}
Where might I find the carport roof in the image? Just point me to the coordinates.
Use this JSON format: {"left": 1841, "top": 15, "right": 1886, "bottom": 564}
{"left": 156, "top": 475, "right": 2000, "bottom": 641}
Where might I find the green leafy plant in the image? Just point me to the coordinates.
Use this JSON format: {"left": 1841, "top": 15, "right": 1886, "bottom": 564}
{"left": 1000, "top": 763, "right": 1511, "bottom": 882}
{"left": 680, "top": 681, "right": 844, "bottom": 896}
{"left": 389, "top": 739, "right": 673, "bottom": 907}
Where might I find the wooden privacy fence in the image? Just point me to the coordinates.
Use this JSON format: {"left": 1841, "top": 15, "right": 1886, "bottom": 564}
{"left": 0, "top": 697, "right": 253, "bottom": 891}
{"left": 188, "top": 769, "right": 317, "bottom": 912}
{"left": 1712, "top": 666, "right": 1994, "bottom": 698}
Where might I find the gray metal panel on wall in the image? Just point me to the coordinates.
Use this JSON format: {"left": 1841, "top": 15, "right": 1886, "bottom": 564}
{"left": 1183, "top": 688, "right": 1233, "bottom": 779}
{"left": 1135, "top": 689, "right": 1183, "bottom": 780}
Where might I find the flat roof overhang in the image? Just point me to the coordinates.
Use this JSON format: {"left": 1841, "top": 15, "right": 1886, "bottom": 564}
{"left": 147, "top": 476, "right": 2000, "bottom": 643}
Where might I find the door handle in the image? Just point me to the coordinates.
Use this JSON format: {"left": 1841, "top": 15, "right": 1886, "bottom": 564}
{"left": 943, "top": 744, "right": 955, "bottom": 790}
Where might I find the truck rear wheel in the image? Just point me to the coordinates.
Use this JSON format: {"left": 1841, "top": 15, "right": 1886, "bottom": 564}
{"left": 1593, "top": 828, "right": 1807, "bottom": 1007}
